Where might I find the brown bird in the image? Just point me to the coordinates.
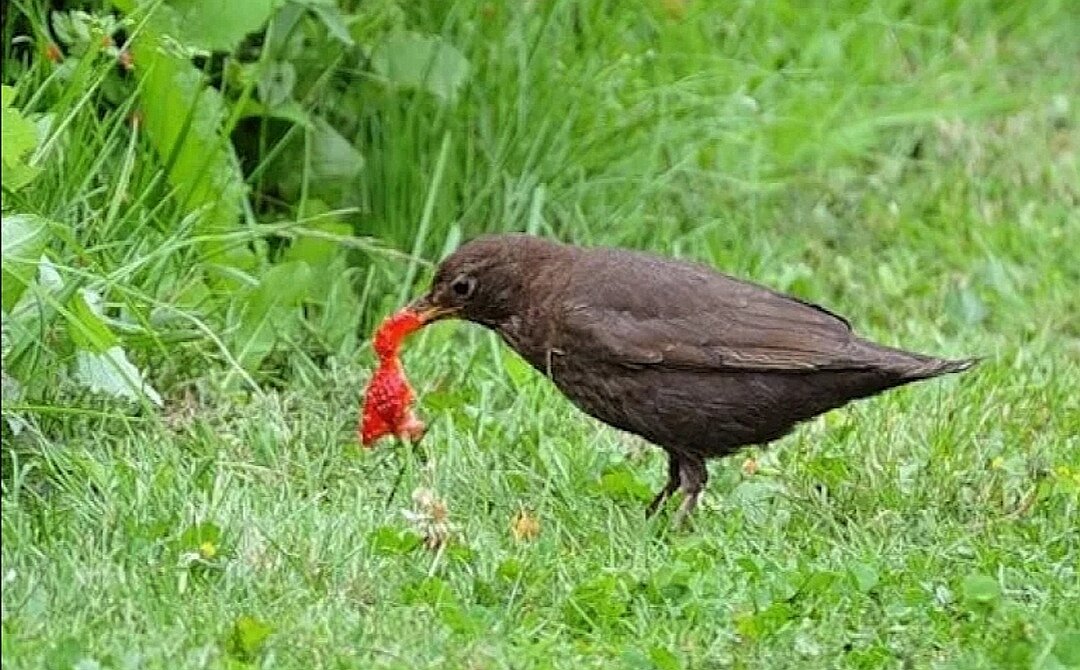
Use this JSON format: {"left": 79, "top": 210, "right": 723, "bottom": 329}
{"left": 409, "top": 234, "right": 976, "bottom": 523}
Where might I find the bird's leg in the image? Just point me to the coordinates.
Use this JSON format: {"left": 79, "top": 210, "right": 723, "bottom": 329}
{"left": 646, "top": 452, "right": 682, "bottom": 517}
{"left": 672, "top": 457, "right": 708, "bottom": 527}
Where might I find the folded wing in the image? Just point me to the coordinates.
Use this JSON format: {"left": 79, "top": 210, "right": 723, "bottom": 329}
{"left": 559, "top": 251, "right": 878, "bottom": 373}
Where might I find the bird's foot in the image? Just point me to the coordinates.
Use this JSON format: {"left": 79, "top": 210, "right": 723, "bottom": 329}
{"left": 646, "top": 490, "right": 672, "bottom": 517}
{"left": 671, "top": 490, "right": 702, "bottom": 527}
{"left": 670, "top": 457, "right": 707, "bottom": 527}
{"left": 646, "top": 452, "right": 683, "bottom": 518}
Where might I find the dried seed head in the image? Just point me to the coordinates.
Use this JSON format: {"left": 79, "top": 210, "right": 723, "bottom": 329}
{"left": 44, "top": 42, "right": 62, "bottom": 63}
{"left": 403, "top": 487, "right": 457, "bottom": 552}
{"left": 511, "top": 508, "right": 541, "bottom": 542}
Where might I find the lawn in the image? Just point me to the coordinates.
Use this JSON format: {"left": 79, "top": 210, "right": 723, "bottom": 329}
{"left": 2, "top": 1, "right": 1079, "bottom": 668}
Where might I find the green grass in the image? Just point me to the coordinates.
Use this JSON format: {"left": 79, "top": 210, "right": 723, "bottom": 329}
{"left": 3, "top": 1, "right": 1080, "bottom": 668}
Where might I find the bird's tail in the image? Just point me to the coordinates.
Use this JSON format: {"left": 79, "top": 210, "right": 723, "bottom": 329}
{"left": 896, "top": 354, "right": 981, "bottom": 381}
{"left": 855, "top": 338, "right": 981, "bottom": 382}
{"left": 881, "top": 347, "right": 984, "bottom": 380}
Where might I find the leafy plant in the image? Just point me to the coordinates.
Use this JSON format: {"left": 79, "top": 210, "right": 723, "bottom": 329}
{"left": 1, "top": 85, "right": 41, "bottom": 193}
{"left": 223, "top": 614, "right": 273, "bottom": 665}
{"left": 1, "top": 0, "right": 477, "bottom": 417}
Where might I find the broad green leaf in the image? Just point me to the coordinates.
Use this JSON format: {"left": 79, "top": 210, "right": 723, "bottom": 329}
{"left": 596, "top": 465, "right": 653, "bottom": 503}
{"left": 266, "top": 119, "right": 363, "bottom": 202}
{"left": 317, "top": 261, "right": 360, "bottom": 352}
{"left": 648, "top": 647, "right": 683, "bottom": 670}
{"left": 308, "top": 118, "right": 364, "bottom": 181}
{"left": 110, "top": 8, "right": 256, "bottom": 277}
{"left": 734, "top": 601, "right": 794, "bottom": 641}
{"left": 1054, "top": 631, "right": 1080, "bottom": 666}
{"left": 283, "top": 201, "right": 351, "bottom": 268}
{"left": 236, "top": 98, "right": 312, "bottom": 127}
{"left": 230, "top": 261, "right": 313, "bottom": 370}
{"left": 563, "top": 574, "right": 630, "bottom": 630}
{"left": 495, "top": 557, "right": 524, "bottom": 582}
{"left": 371, "top": 32, "right": 470, "bottom": 102}
{"left": 307, "top": 3, "right": 354, "bottom": 46}
{"left": 74, "top": 346, "right": 163, "bottom": 406}
{"left": 258, "top": 61, "right": 296, "bottom": 107}
{"left": 961, "top": 574, "right": 1001, "bottom": 607}
{"left": 50, "top": 11, "right": 84, "bottom": 46}
{"left": 224, "top": 614, "right": 272, "bottom": 662}
{"left": 263, "top": 2, "right": 306, "bottom": 58}
{"left": 801, "top": 570, "right": 840, "bottom": 596}
{"left": 736, "top": 557, "right": 764, "bottom": 579}
{"left": 1, "top": 214, "right": 48, "bottom": 312}
{"left": 730, "top": 480, "right": 786, "bottom": 525}
{"left": 849, "top": 562, "right": 880, "bottom": 594}
{"left": 177, "top": 521, "right": 223, "bottom": 551}
{"left": 400, "top": 576, "right": 457, "bottom": 608}
{"left": 348, "top": 0, "right": 406, "bottom": 45}
{"left": 282, "top": 203, "right": 355, "bottom": 349}
{"left": 166, "top": 0, "right": 280, "bottom": 52}
{"left": 135, "top": 47, "right": 250, "bottom": 265}
{"left": 2, "top": 371, "right": 27, "bottom": 435}
{"left": 367, "top": 526, "right": 422, "bottom": 556}
{"left": 1, "top": 86, "right": 41, "bottom": 192}
{"left": 439, "top": 603, "right": 492, "bottom": 637}
{"left": 645, "top": 565, "right": 692, "bottom": 604}
{"left": 45, "top": 639, "right": 85, "bottom": 670}
{"left": 619, "top": 650, "right": 653, "bottom": 670}
{"left": 67, "top": 290, "right": 119, "bottom": 353}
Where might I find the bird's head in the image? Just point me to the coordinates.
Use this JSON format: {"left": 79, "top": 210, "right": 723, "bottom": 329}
{"left": 409, "top": 234, "right": 554, "bottom": 328}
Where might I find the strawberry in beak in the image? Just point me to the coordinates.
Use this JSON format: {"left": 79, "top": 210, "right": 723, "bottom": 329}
{"left": 358, "top": 308, "right": 428, "bottom": 447}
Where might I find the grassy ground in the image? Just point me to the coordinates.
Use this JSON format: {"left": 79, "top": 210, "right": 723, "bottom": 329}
{"left": 3, "top": 1, "right": 1080, "bottom": 668}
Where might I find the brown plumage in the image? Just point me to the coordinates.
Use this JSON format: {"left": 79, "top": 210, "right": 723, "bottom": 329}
{"left": 410, "top": 234, "right": 976, "bottom": 523}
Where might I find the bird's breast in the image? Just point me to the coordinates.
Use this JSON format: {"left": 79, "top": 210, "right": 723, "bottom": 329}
{"left": 495, "top": 313, "right": 557, "bottom": 371}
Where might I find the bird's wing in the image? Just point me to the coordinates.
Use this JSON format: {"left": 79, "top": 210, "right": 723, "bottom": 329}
{"left": 557, "top": 251, "right": 876, "bottom": 372}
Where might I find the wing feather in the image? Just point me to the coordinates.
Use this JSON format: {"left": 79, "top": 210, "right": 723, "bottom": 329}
{"left": 557, "top": 250, "right": 875, "bottom": 373}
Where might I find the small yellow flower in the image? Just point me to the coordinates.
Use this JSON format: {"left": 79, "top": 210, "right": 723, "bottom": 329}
{"left": 991, "top": 456, "right": 1005, "bottom": 470}
{"left": 199, "top": 541, "right": 217, "bottom": 560}
{"left": 741, "top": 457, "right": 759, "bottom": 476}
{"left": 511, "top": 509, "right": 541, "bottom": 542}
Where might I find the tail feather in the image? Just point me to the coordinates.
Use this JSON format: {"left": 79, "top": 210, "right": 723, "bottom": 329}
{"left": 899, "top": 355, "right": 980, "bottom": 381}
{"left": 854, "top": 338, "right": 981, "bottom": 381}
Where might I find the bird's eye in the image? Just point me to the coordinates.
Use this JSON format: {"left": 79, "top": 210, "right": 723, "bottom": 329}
{"left": 450, "top": 275, "right": 476, "bottom": 299}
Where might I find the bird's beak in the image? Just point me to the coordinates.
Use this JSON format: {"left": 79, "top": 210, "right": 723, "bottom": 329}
{"left": 408, "top": 294, "right": 459, "bottom": 323}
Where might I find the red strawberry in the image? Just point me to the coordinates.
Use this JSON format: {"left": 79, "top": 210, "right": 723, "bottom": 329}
{"left": 359, "top": 309, "right": 426, "bottom": 447}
